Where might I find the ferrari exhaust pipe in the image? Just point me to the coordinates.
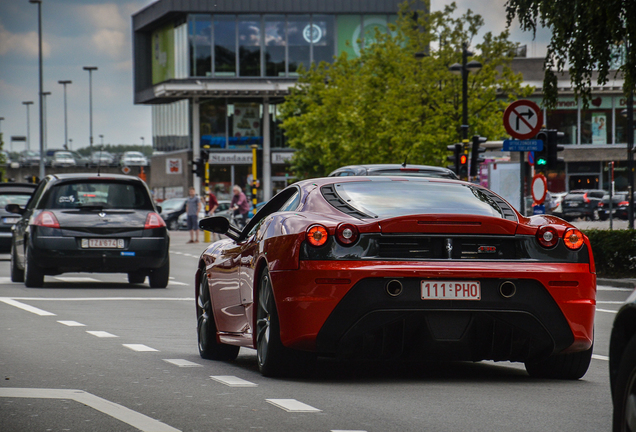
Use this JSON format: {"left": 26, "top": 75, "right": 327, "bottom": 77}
{"left": 386, "top": 280, "right": 403, "bottom": 297}
{"left": 499, "top": 281, "right": 517, "bottom": 298}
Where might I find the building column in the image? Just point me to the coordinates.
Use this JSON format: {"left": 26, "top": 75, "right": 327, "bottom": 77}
{"left": 263, "top": 98, "right": 272, "bottom": 201}
{"left": 192, "top": 97, "right": 201, "bottom": 195}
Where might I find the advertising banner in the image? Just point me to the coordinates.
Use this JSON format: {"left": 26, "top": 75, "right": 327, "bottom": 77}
{"left": 166, "top": 158, "right": 182, "bottom": 174}
{"left": 233, "top": 103, "right": 261, "bottom": 139}
{"left": 152, "top": 24, "right": 174, "bottom": 84}
{"left": 592, "top": 112, "right": 607, "bottom": 145}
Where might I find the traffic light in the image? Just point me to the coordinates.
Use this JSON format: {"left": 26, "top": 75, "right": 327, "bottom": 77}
{"left": 535, "top": 130, "right": 548, "bottom": 167}
{"left": 470, "top": 135, "right": 487, "bottom": 177}
{"left": 459, "top": 152, "right": 468, "bottom": 178}
{"left": 547, "top": 129, "right": 565, "bottom": 169}
{"left": 447, "top": 143, "right": 463, "bottom": 174}
{"left": 191, "top": 158, "right": 204, "bottom": 177}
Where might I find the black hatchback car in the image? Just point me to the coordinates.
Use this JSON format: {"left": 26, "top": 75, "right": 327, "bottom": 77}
{"left": 560, "top": 189, "right": 605, "bottom": 221}
{"left": 328, "top": 164, "right": 459, "bottom": 179}
{"left": 8, "top": 174, "right": 170, "bottom": 288}
{"left": 0, "top": 183, "right": 37, "bottom": 252}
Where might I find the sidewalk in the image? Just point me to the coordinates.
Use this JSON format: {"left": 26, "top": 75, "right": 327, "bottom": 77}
{"left": 597, "top": 278, "right": 636, "bottom": 288}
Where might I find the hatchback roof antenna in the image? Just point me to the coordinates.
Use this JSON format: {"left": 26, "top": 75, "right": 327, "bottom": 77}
{"left": 402, "top": 156, "right": 408, "bottom": 168}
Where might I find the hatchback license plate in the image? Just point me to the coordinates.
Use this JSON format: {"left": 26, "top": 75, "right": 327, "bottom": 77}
{"left": 421, "top": 281, "right": 481, "bottom": 300}
{"left": 82, "top": 238, "right": 124, "bottom": 249}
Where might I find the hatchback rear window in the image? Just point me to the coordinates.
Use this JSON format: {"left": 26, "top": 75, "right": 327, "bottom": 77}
{"left": 329, "top": 179, "right": 504, "bottom": 218}
{"left": 42, "top": 181, "right": 153, "bottom": 210}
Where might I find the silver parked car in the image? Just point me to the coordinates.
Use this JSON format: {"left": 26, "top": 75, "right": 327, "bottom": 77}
{"left": 51, "top": 151, "right": 77, "bottom": 168}
{"left": 120, "top": 151, "right": 149, "bottom": 167}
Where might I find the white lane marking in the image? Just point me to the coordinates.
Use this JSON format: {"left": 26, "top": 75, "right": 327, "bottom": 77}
{"left": 265, "top": 399, "right": 321, "bottom": 412}
{"left": 168, "top": 281, "right": 188, "bottom": 286}
{"left": 210, "top": 375, "right": 258, "bottom": 387}
{"left": 597, "top": 309, "right": 618, "bottom": 314}
{"left": 163, "top": 359, "right": 202, "bottom": 368}
{"left": 0, "top": 298, "right": 56, "bottom": 316}
{"left": 0, "top": 276, "right": 15, "bottom": 284}
{"left": 171, "top": 251, "right": 184, "bottom": 255}
{"left": 57, "top": 320, "right": 85, "bottom": 327}
{"left": 86, "top": 331, "right": 118, "bottom": 338}
{"left": 0, "top": 388, "right": 181, "bottom": 432}
{"left": 8, "top": 297, "right": 193, "bottom": 301}
{"left": 332, "top": 430, "right": 368, "bottom": 432}
{"left": 53, "top": 276, "right": 100, "bottom": 282}
{"left": 597, "top": 286, "right": 634, "bottom": 292}
{"left": 123, "top": 344, "right": 159, "bottom": 352}
{"left": 593, "top": 354, "right": 609, "bottom": 361}
{"left": 597, "top": 301, "right": 627, "bottom": 304}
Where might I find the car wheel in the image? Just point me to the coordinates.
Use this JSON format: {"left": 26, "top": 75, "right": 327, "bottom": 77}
{"left": 524, "top": 344, "right": 593, "bottom": 380}
{"left": 168, "top": 219, "right": 178, "bottom": 231}
{"left": 613, "top": 335, "right": 636, "bottom": 432}
{"left": 128, "top": 272, "right": 146, "bottom": 284}
{"left": 256, "top": 269, "right": 288, "bottom": 377}
{"left": 148, "top": 257, "right": 169, "bottom": 288}
{"left": 197, "top": 272, "right": 240, "bottom": 361}
{"left": 599, "top": 214, "right": 608, "bottom": 221}
{"left": 10, "top": 244, "right": 24, "bottom": 283}
{"left": 24, "top": 246, "right": 44, "bottom": 288}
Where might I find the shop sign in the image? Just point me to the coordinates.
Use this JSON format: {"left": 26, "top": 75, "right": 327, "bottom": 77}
{"left": 166, "top": 158, "right": 182, "bottom": 174}
{"left": 272, "top": 152, "right": 294, "bottom": 164}
{"left": 209, "top": 153, "right": 253, "bottom": 165}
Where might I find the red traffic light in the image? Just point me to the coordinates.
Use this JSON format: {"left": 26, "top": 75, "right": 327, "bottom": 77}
{"left": 460, "top": 154, "right": 468, "bottom": 165}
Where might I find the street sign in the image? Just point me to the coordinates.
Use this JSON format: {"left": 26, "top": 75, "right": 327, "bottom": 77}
{"left": 503, "top": 100, "right": 543, "bottom": 140}
{"left": 528, "top": 151, "right": 535, "bottom": 166}
{"left": 502, "top": 139, "right": 543, "bottom": 151}
{"left": 531, "top": 173, "right": 547, "bottom": 205}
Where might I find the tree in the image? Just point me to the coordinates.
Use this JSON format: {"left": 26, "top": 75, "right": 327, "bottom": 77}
{"left": 505, "top": 0, "right": 636, "bottom": 107}
{"left": 279, "top": 1, "right": 533, "bottom": 179}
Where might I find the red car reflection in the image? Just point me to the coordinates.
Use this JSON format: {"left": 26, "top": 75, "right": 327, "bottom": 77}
{"left": 196, "top": 177, "right": 596, "bottom": 378}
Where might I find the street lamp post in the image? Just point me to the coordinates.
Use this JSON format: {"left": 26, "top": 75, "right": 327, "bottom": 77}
{"left": 22, "top": 101, "right": 34, "bottom": 151}
{"left": 42, "top": 91, "right": 51, "bottom": 154}
{"left": 99, "top": 134, "right": 104, "bottom": 147}
{"left": 68, "top": 138, "right": 73, "bottom": 150}
{"left": 140, "top": 136, "right": 145, "bottom": 146}
{"left": 83, "top": 66, "right": 98, "bottom": 154}
{"left": 29, "top": 0, "right": 44, "bottom": 180}
{"left": 58, "top": 80, "right": 72, "bottom": 150}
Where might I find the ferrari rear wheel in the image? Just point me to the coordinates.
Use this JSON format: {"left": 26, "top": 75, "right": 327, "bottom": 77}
{"left": 256, "top": 269, "right": 287, "bottom": 377}
{"left": 197, "top": 273, "right": 240, "bottom": 361}
{"left": 524, "top": 344, "right": 593, "bottom": 380}
{"left": 613, "top": 335, "right": 636, "bottom": 432}
{"left": 24, "top": 246, "right": 44, "bottom": 288}
{"left": 10, "top": 243, "right": 24, "bottom": 283}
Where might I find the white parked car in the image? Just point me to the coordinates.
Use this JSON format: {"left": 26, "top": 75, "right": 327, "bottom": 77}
{"left": 51, "top": 151, "right": 77, "bottom": 168}
{"left": 120, "top": 151, "right": 148, "bottom": 166}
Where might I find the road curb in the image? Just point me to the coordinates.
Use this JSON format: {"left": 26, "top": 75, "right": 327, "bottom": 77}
{"left": 597, "top": 278, "right": 636, "bottom": 289}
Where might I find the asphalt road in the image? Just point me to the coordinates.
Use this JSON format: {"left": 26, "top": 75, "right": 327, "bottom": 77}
{"left": 0, "top": 230, "right": 629, "bottom": 432}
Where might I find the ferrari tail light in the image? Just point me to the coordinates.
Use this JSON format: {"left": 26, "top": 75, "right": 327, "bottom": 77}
{"left": 145, "top": 212, "right": 166, "bottom": 229}
{"left": 335, "top": 223, "right": 359, "bottom": 246}
{"left": 536, "top": 225, "right": 558, "bottom": 248}
{"left": 563, "top": 228, "right": 584, "bottom": 250}
{"left": 307, "top": 225, "right": 328, "bottom": 247}
{"left": 33, "top": 211, "right": 60, "bottom": 228}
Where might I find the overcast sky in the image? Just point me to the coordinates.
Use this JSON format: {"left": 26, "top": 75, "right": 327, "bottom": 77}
{"left": 0, "top": 0, "right": 551, "bottom": 154}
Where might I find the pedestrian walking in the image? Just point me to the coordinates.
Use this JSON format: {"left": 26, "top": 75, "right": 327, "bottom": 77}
{"left": 186, "top": 186, "right": 202, "bottom": 243}
{"left": 230, "top": 185, "right": 250, "bottom": 228}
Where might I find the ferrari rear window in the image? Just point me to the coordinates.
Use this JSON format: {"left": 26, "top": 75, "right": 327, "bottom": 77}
{"left": 330, "top": 180, "right": 504, "bottom": 218}
{"left": 42, "top": 181, "right": 154, "bottom": 210}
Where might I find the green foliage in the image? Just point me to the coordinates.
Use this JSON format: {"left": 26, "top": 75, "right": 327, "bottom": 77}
{"left": 505, "top": 0, "right": 636, "bottom": 108}
{"left": 584, "top": 229, "right": 636, "bottom": 277}
{"left": 280, "top": 1, "right": 532, "bottom": 179}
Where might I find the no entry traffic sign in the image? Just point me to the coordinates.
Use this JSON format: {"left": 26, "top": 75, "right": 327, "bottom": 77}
{"left": 503, "top": 100, "right": 543, "bottom": 140}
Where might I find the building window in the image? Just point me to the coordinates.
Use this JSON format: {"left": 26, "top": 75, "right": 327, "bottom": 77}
{"left": 312, "top": 15, "right": 335, "bottom": 65}
{"left": 189, "top": 15, "right": 212, "bottom": 77}
{"left": 214, "top": 15, "right": 236, "bottom": 77}
{"left": 264, "top": 15, "right": 286, "bottom": 77}
{"left": 200, "top": 100, "right": 227, "bottom": 149}
{"left": 288, "top": 15, "right": 311, "bottom": 75}
{"left": 546, "top": 109, "right": 578, "bottom": 144}
{"left": 238, "top": 16, "right": 261, "bottom": 77}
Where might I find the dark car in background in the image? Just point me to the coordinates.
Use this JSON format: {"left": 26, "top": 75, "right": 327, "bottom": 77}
{"left": 328, "top": 164, "right": 459, "bottom": 179}
{"left": 8, "top": 174, "right": 170, "bottom": 288}
{"left": 159, "top": 197, "right": 188, "bottom": 230}
{"left": 560, "top": 189, "right": 605, "bottom": 221}
{"left": 610, "top": 290, "right": 636, "bottom": 431}
{"left": 0, "top": 183, "right": 37, "bottom": 252}
{"left": 598, "top": 192, "right": 629, "bottom": 221}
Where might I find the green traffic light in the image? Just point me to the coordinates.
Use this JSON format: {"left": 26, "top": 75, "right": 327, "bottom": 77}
{"left": 537, "top": 158, "right": 547, "bottom": 166}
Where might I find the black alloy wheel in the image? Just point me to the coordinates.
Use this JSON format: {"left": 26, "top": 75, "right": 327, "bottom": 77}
{"left": 256, "top": 269, "right": 287, "bottom": 377}
{"left": 148, "top": 256, "right": 169, "bottom": 288}
{"left": 10, "top": 243, "right": 24, "bottom": 283}
{"left": 24, "top": 246, "right": 44, "bottom": 288}
{"left": 196, "top": 272, "right": 239, "bottom": 361}
{"left": 613, "top": 336, "right": 636, "bottom": 431}
{"left": 525, "top": 343, "right": 593, "bottom": 380}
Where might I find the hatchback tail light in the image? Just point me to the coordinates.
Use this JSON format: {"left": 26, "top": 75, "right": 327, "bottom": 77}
{"left": 33, "top": 211, "right": 60, "bottom": 229}
{"left": 598, "top": 202, "right": 604, "bottom": 208}
{"left": 145, "top": 212, "right": 166, "bottom": 229}
{"left": 619, "top": 201, "right": 629, "bottom": 207}
{"left": 563, "top": 228, "right": 584, "bottom": 250}
{"left": 536, "top": 225, "right": 558, "bottom": 248}
{"left": 335, "top": 223, "right": 359, "bottom": 246}
{"left": 307, "top": 225, "right": 328, "bottom": 247}
{"left": 583, "top": 193, "right": 590, "bottom": 203}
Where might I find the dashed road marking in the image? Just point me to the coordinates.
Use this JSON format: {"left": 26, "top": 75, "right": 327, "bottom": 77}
{"left": 210, "top": 375, "right": 258, "bottom": 387}
{"left": 163, "top": 359, "right": 202, "bottom": 367}
{"left": 53, "top": 276, "right": 100, "bottom": 283}
{"left": 597, "top": 309, "right": 618, "bottom": 314}
{"left": 592, "top": 354, "right": 609, "bottom": 361}
{"left": 86, "top": 331, "right": 118, "bottom": 338}
{"left": 265, "top": 399, "right": 321, "bottom": 412}
{"left": 168, "top": 281, "right": 188, "bottom": 286}
{"left": 0, "top": 298, "right": 56, "bottom": 316}
{"left": 0, "top": 388, "right": 181, "bottom": 432}
{"left": 597, "top": 286, "right": 634, "bottom": 292}
{"left": 332, "top": 430, "right": 368, "bottom": 432}
{"left": 123, "top": 344, "right": 158, "bottom": 352}
{"left": 0, "top": 277, "right": 14, "bottom": 284}
{"left": 57, "top": 320, "right": 86, "bottom": 327}
{"left": 597, "top": 301, "right": 626, "bottom": 304}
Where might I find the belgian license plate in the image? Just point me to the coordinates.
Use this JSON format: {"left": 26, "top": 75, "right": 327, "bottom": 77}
{"left": 421, "top": 281, "right": 481, "bottom": 300}
{"left": 82, "top": 238, "right": 125, "bottom": 249}
{"left": 3, "top": 217, "right": 18, "bottom": 224}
